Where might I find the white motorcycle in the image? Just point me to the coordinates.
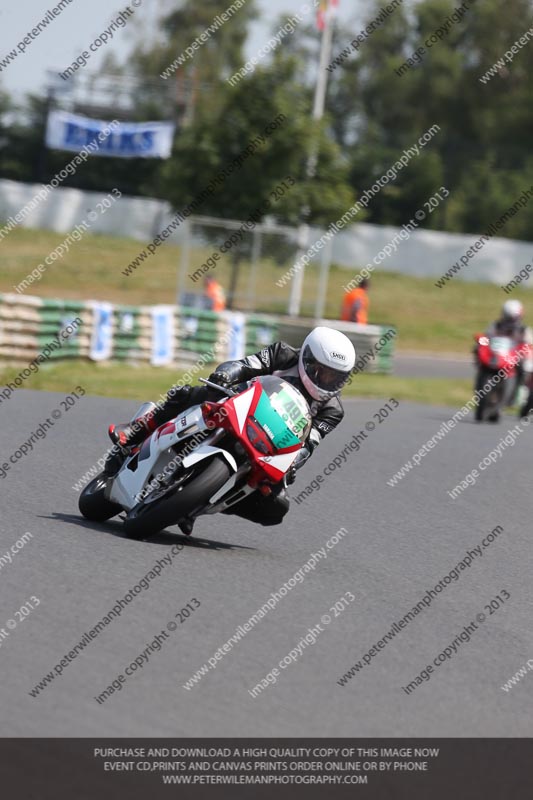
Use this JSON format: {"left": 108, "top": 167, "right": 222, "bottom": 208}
{"left": 78, "top": 376, "right": 312, "bottom": 539}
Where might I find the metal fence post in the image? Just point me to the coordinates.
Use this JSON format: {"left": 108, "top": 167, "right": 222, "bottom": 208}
{"left": 176, "top": 217, "right": 191, "bottom": 306}
{"left": 314, "top": 237, "right": 332, "bottom": 320}
{"left": 247, "top": 227, "right": 262, "bottom": 311}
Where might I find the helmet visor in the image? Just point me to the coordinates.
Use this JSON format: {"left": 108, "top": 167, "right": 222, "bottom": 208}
{"left": 302, "top": 345, "right": 349, "bottom": 393}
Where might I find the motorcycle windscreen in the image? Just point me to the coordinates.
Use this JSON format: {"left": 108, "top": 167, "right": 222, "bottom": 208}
{"left": 251, "top": 377, "right": 312, "bottom": 451}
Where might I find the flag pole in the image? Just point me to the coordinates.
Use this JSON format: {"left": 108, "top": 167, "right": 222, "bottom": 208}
{"left": 288, "top": 1, "right": 336, "bottom": 317}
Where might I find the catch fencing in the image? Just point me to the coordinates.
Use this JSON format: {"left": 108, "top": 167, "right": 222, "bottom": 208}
{"left": 177, "top": 214, "right": 315, "bottom": 316}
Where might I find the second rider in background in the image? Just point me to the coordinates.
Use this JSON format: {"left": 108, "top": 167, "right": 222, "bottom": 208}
{"left": 485, "top": 300, "right": 533, "bottom": 410}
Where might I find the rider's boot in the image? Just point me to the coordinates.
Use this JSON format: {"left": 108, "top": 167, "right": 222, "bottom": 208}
{"left": 178, "top": 518, "right": 195, "bottom": 536}
{"left": 108, "top": 413, "right": 158, "bottom": 449}
{"left": 103, "top": 386, "right": 193, "bottom": 477}
{"left": 102, "top": 443, "right": 128, "bottom": 477}
{"left": 102, "top": 414, "right": 158, "bottom": 478}
{"left": 108, "top": 385, "right": 194, "bottom": 448}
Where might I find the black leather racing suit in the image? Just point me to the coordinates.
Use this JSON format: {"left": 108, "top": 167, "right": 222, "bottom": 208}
{"left": 156, "top": 342, "right": 345, "bottom": 526}
{"left": 486, "top": 319, "right": 531, "bottom": 343}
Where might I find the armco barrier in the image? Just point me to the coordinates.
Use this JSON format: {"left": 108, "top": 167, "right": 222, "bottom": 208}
{"left": 0, "top": 294, "right": 394, "bottom": 372}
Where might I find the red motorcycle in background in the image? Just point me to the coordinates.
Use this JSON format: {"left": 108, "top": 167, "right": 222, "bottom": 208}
{"left": 473, "top": 334, "right": 531, "bottom": 422}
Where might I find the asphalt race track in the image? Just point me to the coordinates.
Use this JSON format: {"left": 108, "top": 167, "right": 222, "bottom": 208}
{"left": 1, "top": 389, "right": 532, "bottom": 737}
{"left": 393, "top": 352, "right": 472, "bottom": 379}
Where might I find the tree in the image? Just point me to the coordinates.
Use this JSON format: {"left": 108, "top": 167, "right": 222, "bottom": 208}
{"left": 325, "top": 0, "right": 533, "bottom": 238}
{"left": 159, "top": 53, "right": 356, "bottom": 308}
{"left": 131, "top": 0, "right": 259, "bottom": 121}
{"left": 0, "top": 94, "right": 47, "bottom": 183}
{"left": 160, "top": 56, "right": 355, "bottom": 226}
{"left": 4, "top": 0, "right": 533, "bottom": 241}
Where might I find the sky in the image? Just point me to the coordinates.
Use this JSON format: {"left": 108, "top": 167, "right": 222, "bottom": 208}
{"left": 0, "top": 0, "right": 365, "bottom": 100}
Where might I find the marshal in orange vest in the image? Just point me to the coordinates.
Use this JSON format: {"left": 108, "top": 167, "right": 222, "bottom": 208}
{"left": 204, "top": 276, "right": 226, "bottom": 312}
{"left": 341, "top": 281, "right": 369, "bottom": 324}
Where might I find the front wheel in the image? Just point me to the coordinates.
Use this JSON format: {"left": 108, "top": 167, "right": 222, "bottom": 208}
{"left": 123, "top": 456, "right": 232, "bottom": 540}
{"left": 519, "top": 388, "right": 533, "bottom": 419}
{"left": 475, "top": 368, "right": 505, "bottom": 422}
{"left": 79, "top": 474, "right": 122, "bottom": 521}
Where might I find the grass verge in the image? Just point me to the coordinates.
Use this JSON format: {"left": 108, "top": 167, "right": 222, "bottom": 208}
{"left": 1, "top": 227, "right": 528, "bottom": 353}
{"left": 0, "top": 361, "right": 473, "bottom": 407}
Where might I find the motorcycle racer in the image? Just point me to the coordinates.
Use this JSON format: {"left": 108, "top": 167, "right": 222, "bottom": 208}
{"left": 486, "top": 300, "right": 532, "bottom": 343}
{"left": 105, "top": 327, "right": 356, "bottom": 529}
{"left": 484, "top": 300, "right": 533, "bottom": 405}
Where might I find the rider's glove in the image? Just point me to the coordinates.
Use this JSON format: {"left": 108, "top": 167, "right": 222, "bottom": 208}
{"left": 284, "top": 447, "right": 311, "bottom": 487}
{"left": 167, "top": 384, "right": 192, "bottom": 402}
{"left": 208, "top": 370, "right": 231, "bottom": 389}
{"left": 285, "top": 465, "right": 297, "bottom": 485}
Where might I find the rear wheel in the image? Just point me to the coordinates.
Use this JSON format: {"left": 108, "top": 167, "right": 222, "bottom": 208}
{"left": 79, "top": 474, "right": 122, "bottom": 522}
{"left": 123, "top": 456, "right": 232, "bottom": 540}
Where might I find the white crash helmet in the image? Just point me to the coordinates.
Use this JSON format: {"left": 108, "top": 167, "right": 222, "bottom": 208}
{"left": 298, "top": 327, "right": 356, "bottom": 402}
{"left": 502, "top": 299, "right": 523, "bottom": 321}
